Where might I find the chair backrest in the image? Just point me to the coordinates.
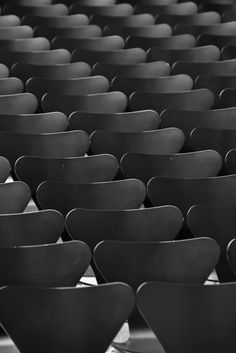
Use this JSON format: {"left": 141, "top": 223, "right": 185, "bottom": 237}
{"left": 104, "top": 23, "right": 172, "bottom": 39}
{"left": 0, "top": 93, "right": 38, "bottom": 115}
{"left": 134, "top": 2, "right": 198, "bottom": 16}
{"left": 3, "top": 3, "right": 68, "bottom": 17}
{"left": 0, "top": 25, "right": 33, "bottom": 39}
{"left": 0, "top": 209, "right": 64, "bottom": 246}
{"left": 0, "top": 156, "right": 10, "bottom": 182}
{"left": 23, "top": 13, "right": 89, "bottom": 28}
{"left": 159, "top": 11, "right": 220, "bottom": 27}
{"left": 225, "top": 149, "right": 236, "bottom": 173}
{"left": 126, "top": 34, "right": 196, "bottom": 49}
{"left": 196, "top": 75, "right": 236, "bottom": 95}
{"left": 0, "top": 283, "right": 134, "bottom": 353}
{"left": 137, "top": 281, "right": 236, "bottom": 353}
{"left": 198, "top": 34, "right": 236, "bottom": 49}
{"left": 0, "top": 181, "right": 31, "bottom": 213}
{"left": 66, "top": 205, "right": 184, "bottom": 249}
{"left": 0, "top": 37, "right": 50, "bottom": 51}
{"left": 0, "top": 77, "right": 24, "bottom": 95}
{"left": 37, "top": 179, "right": 146, "bottom": 216}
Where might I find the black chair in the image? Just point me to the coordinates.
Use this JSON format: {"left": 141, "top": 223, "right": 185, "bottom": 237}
{"left": 195, "top": 75, "right": 236, "bottom": 96}
{"left": 227, "top": 238, "right": 236, "bottom": 277}
{"left": 220, "top": 88, "right": 236, "bottom": 108}
{"left": 0, "top": 93, "right": 38, "bottom": 115}
{"left": 23, "top": 13, "right": 89, "bottom": 28}
{"left": 3, "top": 3, "right": 68, "bottom": 17}
{"left": 0, "top": 209, "right": 64, "bottom": 246}
{"left": 69, "top": 3, "right": 133, "bottom": 17}
{"left": 0, "top": 15, "right": 20, "bottom": 27}
{"left": 159, "top": 11, "right": 220, "bottom": 28}
{"left": 225, "top": 149, "right": 236, "bottom": 174}
{"left": 0, "top": 181, "right": 31, "bottom": 214}
{"left": 90, "top": 128, "right": 185, "bottom": 160}
{"left": 126, "top": 34, "right": 196, "bottom": 50}
{"left": 198, "top": 34, "right": 236, "bottom": 50}
{"left": 0, "top": 283, "right": 134, "bottom": 353}
{"left": 0, "top": 78, "right": 23, "bottom": 95}
{"left": 37, "top": 179, "right": 146, "bottom": 216}
{"left": 0, "top": 156, "right": 10, "bottom": 182}
{"left": 174, "top": 21, "right": 236, "bottom": 37}
{"left": 134, "top": 2, "right": 198, "bottom": 16}
{"left": 137, "top": 281, "right": 236, "bottom": 353}
{"left": 0, "top": 37, "right": 50, "bottom": 51}
{"left": 0, "top": 25, "right": 33, "bottom": 39}
{"left": 121, "top": 150, "right": 222, "bottom": 184}
{"left": 104, "top": 23, "right": 172, "bottom": 39}
{"left": 91, "top": 13, "right": 155, "bottom": 29}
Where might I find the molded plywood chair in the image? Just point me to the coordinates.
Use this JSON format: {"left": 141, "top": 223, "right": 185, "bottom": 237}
{"left": 147, "top": 45, "right": 220, "bottom": 65}
{"left": 0, "top": 78, "right": 23, "bottom": 95}
{"left": 71, "top": 48, "right": 147, "bottom": 66}
{"left": 160, "top": 107, "right": 236, "bottom": 150}
{"left": 137, "top": 281, "right": 236, "bottom": 353}
{"left": 0, "top": 37, "right": 50, "bottom": 51}
{"left": 111, "top": 74, "right": 193, "bottom": 96}
{"left": 129, "top": 89, "right": 215, "bottom": 114}
{"left": 0, "top": 112, "right": 68, "bottom": 133}
{"left": 121, "top": 150, "right": 222, "bottom": 184}
{"left": 3, "top": 3, "right": 68, "bottom": 17}
{"left": 92, "top": 61, "right": 170, "bottom": 81}
{"left": 220, "top": 88, "right": 236, "bottom": 108}
{"left": 0, "top": 26, "right": 33, "bottom": 39}
{"left": 42, "top": 91, "right": 127, "bottom": 116}
{"left": 147, "top": 174, "right": 236, "bottom": 217}
{"left": 66, "top": 205, "right": 184, "bottom": 250}
{"left": 0, "top": 156, "right": 10, "bottom": 182}
{"left": 134, "top": 2, "right": 198, "bottom": 16}
{"left": 0, "top": 181, "right": 31, "bottom": 213}
{"left": 104, "top": 23, "right": 172, "bottom": 39}
{"left": 22, "top": 13, "right": 89, "bottom": 28}
{"left": 90, "top": 128, "right": 185, "bottom": 160}
{"left": 225, "top": 149, "right": 236, "bottom": 174}
{"left": 0, "top": 130, "right": 90, "bottom": 168}
{"left": 0, "top": 49, "right": 71, "bottom": 68}
{"left": 188, "top": 204, "right": 236, "bottom": 282}
{"left": 158, "top": 11, "right": 220, "bottom": 28}
{"left": 26, "top": 76, "right": 109, "bottom": 100}
{"left": 37, "top": 179, "right": 146, "bottom": 216}
{"left": 0, "top": 283, "right": 135, "bottom": 353}
{"left": 0, "top": 93, "right": 38, "bottom": 115}
{"left": 198, "top": 34, "right": 236, "bottom": 50}
{"left": 190, "top": 127, "right": 236, "bottom": 159}
{"left": 172, "top": 59, "right": 236, "bottom": 80}
{"left": 11, "top": 62, "right": 91, "bottom": 84}
{"left": 126, "top": 34, "right": 196, "bottom": 50}
{"left": 195, "top": 75, "right": 236, "bottom": 95}
{"left": 68, "top": 110, "right": 160, "bottom": 134}
{"left": 52, "top": 32, "right": 122, "bottom": 51}
{"left": 0, "top": 209, "right": 64, "bottom": 246}
{"left": 15, "top": 154, "right": 119, "bottom": 195}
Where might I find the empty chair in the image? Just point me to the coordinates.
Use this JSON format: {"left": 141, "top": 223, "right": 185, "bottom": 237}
{"left": 0, "top": 241, "right": 91, "bottom": 287}
{"left": 195, "top": 75, "right": 236, "bottom": 96}
{"left": 121, "top": 150, "right": 222, "bottom": 184}
{"left": 188, "top": 204, "right": 236, "bottom": 281}
{"left": 37, "top": 179, "right": 146, "bottom": 216}
{"left": 91, "top": 13, "right": 155, "bottom": 29}
{"left": 3, "top": 3, "right": 68, "bottom": 17}
{"left": 90, "top": 128, "right": 185, "bottom": 160}
{"left": 198, "top": 34, "right": 236, "bottom": 50}
{"left": 0, "top": 15, "right": 21, "bottom": 27}
{"left": 68, "top": 110, "right": 160, "bottom": 134}
{"left": 0, "top": 77, "right": 23, "bottom": 95}
{"left": 160, "top": 107, "right": 236, "bottom": 150}
{"left": 199, "top": 1, "right": 235, "bottom": 14}
{"left": 66, "top": 205, "right": 184, "bottom": 250}
{"left": 147, "top": 174, "right": 236, "bottom": 216}
{"left": 0, "top": 112, "right": 68, "bottom": 133}
{"left": 42, "top": 91, "right": 127, "bottom": 116}
{"left": 222, "top": 9, "right": 236, "bottom": 22}
{"left": 0, "top": 209, "right": 64, "bottom": 246}
{"left": 129, "top": 89, "right": 215, "bottom": 113}
{"left": 134, "top": 2, "right": 198, "bottom": 16}
{"left": 111, "top": 74, "right": 193, "bottom": 96}
{"left": 126, "top": 34, "right": 196, "bottom": 50}
{"left": 0, "top": 130, "right": 90, "bottom": 168}
{"left": 0, "top": 37, "right": 50, "bottom": 51}
{"left": 22, "top": 13, "right": 89, "bottom": 28}
{"left": 225, "top": 149, "right": 236, "bottom": 173}
{"left": 137, "top": 282, "right": 236, "bottom": 353}
{"left": 69, "top": 3, "right": 133, "bottom": 17}
{"left": 104, "top": 23, "right": 172, "bottom": 39}
{"left": 147, "top": 46, "right": 220, "bottom": 65}
{"left": 15, "top": 154, "right": 119, "bottom": 195}
{"left": 172, "top": 59, "right": 236, "bottom": 80}
{"left": 26, "top": 76, "right": 109, "bottom": 100}
{"left": 220, "top": 88, "right": 236, "bottom": 108}
{"left": 52, "top": 31, "right": 122, "bottom": 52}
{"left": 0, "top": 156, "right": 10, "bottom": 182}
{"left": 175, "top": 21, "right": 236, "bottom": 37}
{"left": 0, "top": 63, "right": 9, "bottom": 78}
{"left": 71, "top": 47, "right": 147, "bottom": 66}
{"left": 0, "top": 283, "right": 134, "bottom": 353}
{"left": 158, "top": 11, "right": 220, "bottom": 28}
{"left": 190, "top": 128, "right": 236, "bottom": 159}
{"left": 11, "top": 62, "right": 91, "bottom": 83}
{"left": 93, "top": 61, "right": 170, "bottom": 81}
{"left": 0, "top": 25, "right": 33, "bottom": 39}
{"left": 0, "top": 181, "right": 30, "bottom": 213}
{"left": 0, "top": 93, "right": 38, "bottom": 115}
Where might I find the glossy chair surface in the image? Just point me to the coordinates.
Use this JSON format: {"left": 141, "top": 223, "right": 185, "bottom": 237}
{"left": 134, "top": 2, "right": 198, "bottom": 16}
{"left": 0, "top": 156, "right": 10, "bottom": 182}
{"left": 225, "top": 149, "right": 236, "bottom": 174}
{"left": 0, "top": 78, "right": 23, "bottom": 95}
{"left": 198, "top": 33, "right": 236, "bottom": 49}
{"left": 3, "top": 3, "right": 68, "bottom": 17}
{"left": 0, "top": 37, "right": 50, "bottom": 51}
{"left": 0, "top": 181, "right": 31, "bottom": 213}
{"left": 0, "top": 26, "right": 33, "bottom": 39}
{"left": 23, "top": 13, "right": 89, "bottom": 28}
{"left": 0, "top": 93, "right": 38, "bottom": 115}
{"left": 159, "top": 11, "right": 220, "bottom": 27}
{"left": 69, "top": 3, "right": 133, "bottom": 16}
{"left": 104, "top": 23, "right": 172, "bottom": 39}
{"left": 196, "top": 75, "right": 236, "bottom": 95}
{"left": 0, "top": 15, "right": 20, "bottom": 27}
{"left": 220, "top": 88, "right": 236, "bottom": 108}
{"left": 91, "top": 13, "right": 154, "bottom": 28}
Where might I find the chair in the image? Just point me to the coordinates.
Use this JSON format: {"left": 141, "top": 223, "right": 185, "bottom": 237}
{"left": 160, "top": 107, "right": 236, "bottom": 150}
{"left": 174, "top": 21, "right": 236, "bottom": 37}
{"left": 158, "top": 11, "right": 220, "bottom": 28}
{"left": 0, "top": 78, "right": 23, "bottom": 95}
{"left": 111, "top": 74, "right": 193, "bottom": 96}
{"left": 68, "top": 110, "right": 160, "bottom": 134}
{"left": 0, "top": 130, "right": 90, "bottom": 168}
{"left": 22, "top": 13, "right": 89, "bottom": 28}
{"left": 0, "top": 25, "right": 33, "bottom": 39}
{"left": 147, "top": 45, "right": 220, "bottom": 65}
{"left": 0, "top": 209, "right": 64, "bottom": 246}
{"left": 134, "top": 2, "right": 198, "bottom": 16}
{"left": 126, "top": 34, "right": 196, "bottom": 50}
{"left": 137, "top": 281, "right": 236, "bottom": 353}
{"left": 198, "top": 34, "right": 236, "bottom": 50}
{"left": 3, "top": 3, "right": 68, "bottom": 17}
{"left": 0, "top": 37, "right": 50, "bottom": 51}
{"left": 103, "top": 23, "right": 172, "bottom": 40}
{"left": 0, "top": 181, "right": 31, "bottom": 213}
{"left": 121, "top": 150, "right": 222, "bottom": 184}
{"left": 190, "top": 127, "right": 236, "bottom": 159}
{"left": 222, "top": 45, "right": 236, "bottom": 60}
{"left": 0, "top": 283, "right": 134, "bottom": 353}
{"left": 225, "top": 149, "right": 236, "bottom": 174}
{"left": 92, "top": 61, "right": 170, "bottom": 82}
{"left": 0, "top": 15, "right": 21, "bottom": 27}
{"left": 52, "top": 32, "right": 122, "bottom": 52}
{"left": 129, "top": 89, "right": 215, "bottom": 114}
{"left": 0, "top": 93, "right": 38, "bottom": 115}
{"left": 188, "top": 204, "right": 236, "bottom": 281}
{"left": 66, "top": 205, "right": 184, "bottom": 250}
{"left": 199, "top": 1, "right": 235, "bottom": 14}
{"left": 71, "top": 48, "right": 147, "bottom": 66}
{"left": 172, "top": 59, "right": 236, "bottom": 80}
{"left": 15, "top": 154, "right": 119, "bottom": 195}
{"left": 0, "top": 156, "right": 10, "bottom": 182}
{"left": 37, "top": 179, "right": 146, "bottom": 216}
{"left": 11, "top": 62, "right": 91, "bottom": 84}
{"left": 0, "top": 63, "right": 9, "bottom": 78}
{"left": 195, "top": 75, "right": 236, "bottom": 96}
{"left": 90, "top": 128, "right": 185, "bottom": 160}
{"left": 222, "top": 9, "right": 236, "bottom": 22}
{"left": 91, "top": 13, "right": 154, "bottom": 29}
{"left": 220, "top": 88, "right": 236, "bottom": 108}
{"left": 26, "top": 76, "right": 109, "bottom": 100}
{"left": 0, "top": 112, "right": 68, "bottom": 133}
{"left": 227, "top": 238, "right": 236, "bottom": 277}
{"left": 42, "top": 91, "right": 127, "bottom": 116}
{"left": 147, "top": 174, "right": 236, "bottom": 216}
{"left": 69, "top": 3, "right": 133, "bottom": 17}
